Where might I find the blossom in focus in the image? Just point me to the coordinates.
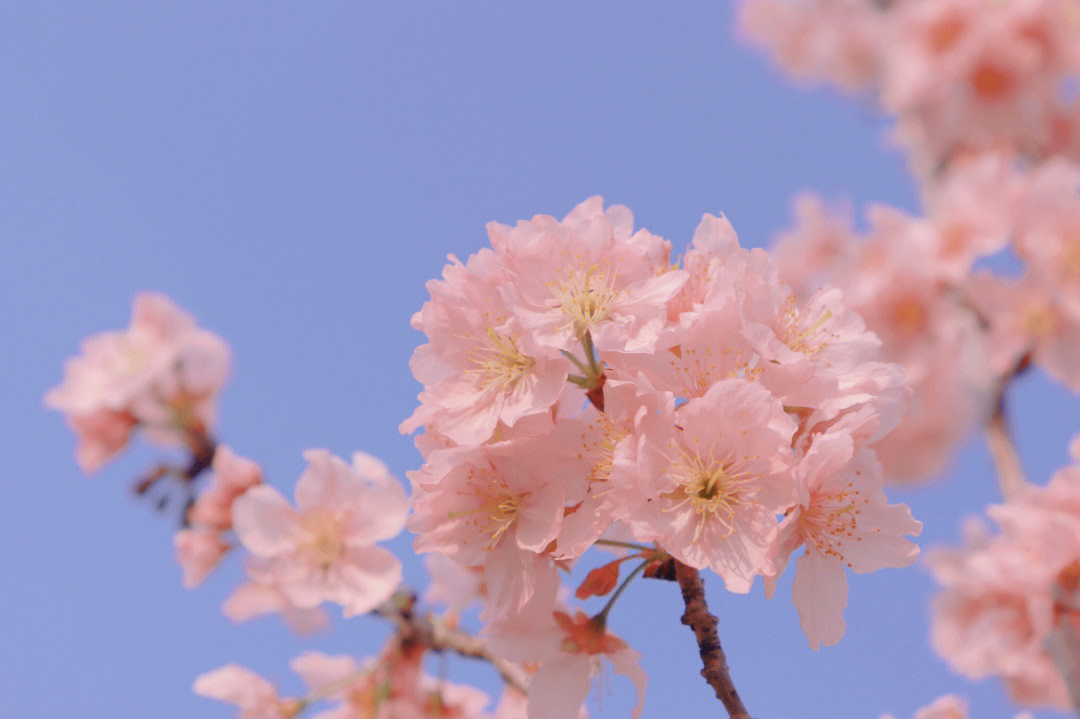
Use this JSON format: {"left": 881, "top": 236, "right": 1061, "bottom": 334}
{"left": 629, "top": 378, "right": 797, "bottom": 592}
{"left": 767, "top": 429, "right": 922, "bottom": 649}
{"left": 409, "top": 431, "right": 583, "bottom": 615}
{"left": 231, "top": 449, "right": 408, "bottom": 617}
{"left": 400, "top": 247, "right": 571, "bottom": 446}
{"left": 488, "top": 196, "right": 687, "bottom": 354}
{"left": 45, "top": 292, "right": 231, "bottom": 473}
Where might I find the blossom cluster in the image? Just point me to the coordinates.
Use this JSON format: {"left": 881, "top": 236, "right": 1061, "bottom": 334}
{"left": 926, "top": 437, "right": 1080, "bottom": 710}
{"left": 45, "top": 292, "right": 230, "bottom": 473}
{"left": 194, "top": 640, "right": 519, "bottom": 719}
{"left": 739, "top": 1, "right": 1080, "bottom": 714}
{"left": 402, "top": 194, "right": 921, "bottom": 704}
{"left": 737, "top": 0, "right": 1080, "bottom": 174}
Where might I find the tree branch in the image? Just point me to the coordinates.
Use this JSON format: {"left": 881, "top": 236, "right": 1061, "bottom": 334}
{"left": 673, "top": 561, "right": 751, "bottom": 719}
{"left": 985, "top": 392, "right": 1026, "bottom": 499}
{"left": 374, "top": 598, "right": 528, "bottom": 693}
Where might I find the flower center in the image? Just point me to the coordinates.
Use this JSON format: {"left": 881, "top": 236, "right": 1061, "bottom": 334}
{"left": 301, "top": 512, "right": 345, "bottom": 568}
{"left": 801, "top": 488, "right": 863, "bottom": 565}
{"left": 448, "top": 480, "right": 524, "bottom": 551}
{"left": 662, "top": 450, "right": 758, "bottom": 541}
{"left": 890, "top": 297, "right": 927, "bottom": 336}
{"left": 548, "top": 264, "right": 622, "bottom": 337}
{"left": 780, "top": 297, "right": 833, "bottom": 357}
{"left": 469, "top": 327, "right": 535, "bottom": 389}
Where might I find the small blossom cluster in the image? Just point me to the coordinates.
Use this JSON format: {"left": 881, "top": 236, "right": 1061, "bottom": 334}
{"left": 45, "top": 292, "right": 231, "bottom": 473}
{"left": 195, "top": 640, "right": 514, "bottom": 719}
{"left": 926, "top": 437, "right": 1080, "bottom": 710}
{"left": 402, "top": 194, "right": 922, "bottom": 717}
{"left": 737, "top": 0, "right": 1080, "bottom": 173}
{"left": 174, "top": 445, "right": 263, "bottom": 588}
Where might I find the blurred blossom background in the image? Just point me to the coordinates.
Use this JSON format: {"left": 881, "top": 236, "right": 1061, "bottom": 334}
{"left": 3, "top": 2, "right": 1078, "bottom": 717}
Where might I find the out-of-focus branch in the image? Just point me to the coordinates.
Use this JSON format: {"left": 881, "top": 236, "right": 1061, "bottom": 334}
{"left": 986, "top": 402, "right": 1026, "bottom": 499}
{"left": 985, "top": 354, "right": 1032, "bottom": 500}
{"left": 673, "top": 561, "right": 752, "bottom": 719}
{"left": 1045, "top": 623, "right": 1080, "bottom": 716}
{"left": 374, "top": 596, "right": 528, "bottom": 693}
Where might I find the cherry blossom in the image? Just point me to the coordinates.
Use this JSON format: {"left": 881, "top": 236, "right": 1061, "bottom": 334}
{"left": 488, "top": 196, "right": 687, "bottom": 354}
{"left": 231, "top": 449, "right": 408, "bottom": 617}
{"left": 767, "top": 429, "right": 921, "bottom": 649}
{"left": 45, "top": 292, "right": 230, "bottom": 472}
{"left": 629, "top": 378, "right": 797, "bottom": 592}
{"left": 193, "top": 665, "right": 302, "bottom": 719}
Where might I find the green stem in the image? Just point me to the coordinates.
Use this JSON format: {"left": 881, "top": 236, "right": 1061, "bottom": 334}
{"left": 560, "top": 349, "right": 590, "bottom": 373}
{"left": 594, "top": 560, "right": 648, "bottom": 624}
{"left": 581, "top": 331, "right": 601, "bottom": 376}
{"left": 593, "top": 539, "right": 653, "bottom": 552}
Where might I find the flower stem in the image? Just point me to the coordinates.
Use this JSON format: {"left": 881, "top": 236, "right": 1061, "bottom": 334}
{"left": 593, "top": 539, "right": 653, "bottom": 552}
{"left": 594, "top": 560, "right": 648, "bottom": 624}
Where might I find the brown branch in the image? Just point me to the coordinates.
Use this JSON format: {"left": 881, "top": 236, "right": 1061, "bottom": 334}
{"left": 673, "top": 561, "right": 751, "bottom": 719}
{"left": 985, "top": 392, "right": 1026, "bottom": 500}
{"left": 374, "top": 597, "right": 528, "bottom": 693}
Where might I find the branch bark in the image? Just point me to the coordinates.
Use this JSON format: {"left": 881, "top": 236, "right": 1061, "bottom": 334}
{"left": 375, "top": 598, "right": 529, "bottom": 693}
{"left": 673, "top": 561, "right": 751, "bottom": 719}
{"left": 986, "top": 394, "right": 1026, "bottom": 499}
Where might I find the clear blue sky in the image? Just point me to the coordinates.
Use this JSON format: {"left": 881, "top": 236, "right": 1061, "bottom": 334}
{"left": 3, "top": 2, "right": 1076, "bottom": 717}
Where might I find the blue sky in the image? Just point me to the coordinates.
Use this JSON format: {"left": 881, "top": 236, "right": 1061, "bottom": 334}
{"left": 3, "top": 2, "right": 1076, "bottom": 717}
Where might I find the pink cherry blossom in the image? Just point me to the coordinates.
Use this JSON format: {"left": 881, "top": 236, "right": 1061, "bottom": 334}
{"left": 767, "top": 429, "right": 921, "bottom": 649}
{"left": 290, "top": 645, "right": 492, "bottom": 719}
{"left": 409, "top": 433, "right": 582, "bottom": 615}
{"left": 231, "top": 449, "right": 408, "bottom": 617}
{"left": 772, "top": 196, "right": 995, "bottom": 482}
{"left": 174, "top": 526, "right": 229, "bottom": 589}
{"left": 882, "top": 0, "right": 1080, "bottom": 172}
{"left": 401, "top": 247, "right": 571, "bottom": 446}
{"left": 488, "top": 196, "right": 686, "bottom": 354}
{"left": 879, "top": 693, "right": 1035, "bottom": 719}
{"left": 551, "top": 378, "right": 673, "bottom": 560}
{"left": 926, "top": 452, "right": 1080, "bottom": 710}
{"left": 45, "top": 292, "right": 231, "bottom": 472}
{"left": 630, "top": 378, "right": 797, "bottom": 592}
{"left": 735, "top": 0, "right": 885, "bottom": 93}
{"left": 188, "top": 445, "right": 263, "bottom": 530}
{"left": 422, "top": 554, "right": 485, "bottom": 616}
{"left": 222, "top": 569, "right": 331, "bottom": 635}
{"left": 193, "top": 665, "right": 301, "bottom": 719}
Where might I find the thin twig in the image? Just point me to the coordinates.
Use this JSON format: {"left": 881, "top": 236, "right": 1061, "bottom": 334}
{"left": 985, "top": 394, "right": 1026, "bottom": 499}
{"left": 673, "top": 561, "right": 751, "bottom": 719}
{"left": 374, "top": 599, "right": 528, "bottom": 692}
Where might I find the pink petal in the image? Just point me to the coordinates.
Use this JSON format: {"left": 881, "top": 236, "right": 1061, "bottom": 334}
{"left": 231, "top": 486, "right": 298, "bottom": 557}
{"left": 792, "top": 549, "right": 848, "bottom": 650}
